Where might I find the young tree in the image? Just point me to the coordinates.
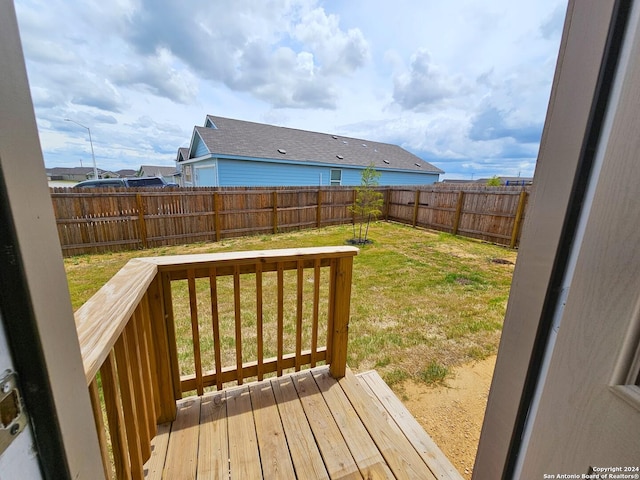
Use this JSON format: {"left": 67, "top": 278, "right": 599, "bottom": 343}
{"left": 349, "top": 163, "right": 384, "bottom": 244}
{"left": 486, "top": 175, "right": 502, "bottom": 186}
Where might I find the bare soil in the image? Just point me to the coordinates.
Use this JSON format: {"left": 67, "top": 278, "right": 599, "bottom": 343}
{"left": 399, "top": 355, "right": 497, "bottom": 479}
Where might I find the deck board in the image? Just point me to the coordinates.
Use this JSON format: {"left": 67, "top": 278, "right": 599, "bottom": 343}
{"left": 227, "top": 386, "right": 263, "bottom": 479}
{"left": 163, "top": 397, "right": 200, "bottom": 479}
{"left": 313, "top": 369, "right": 394, "bottom": 479}
{"left": 272, "top": 376, "right": 329, "bottom": 479}
{"left": 145, "top": 366, "right": 463, "bottom": 480}
{"left": 358, "top": 370, "right": 463, "bottom": 480}
{"left": 249, "top": 381, "right": 296, "bottom": 478}
{"left": 197, "top": 391, "right": 228, "bottom": 479}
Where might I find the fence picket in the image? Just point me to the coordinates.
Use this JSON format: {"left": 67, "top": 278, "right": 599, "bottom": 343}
{"left": 50, "top": 185, "right": 529, "bottom": 254}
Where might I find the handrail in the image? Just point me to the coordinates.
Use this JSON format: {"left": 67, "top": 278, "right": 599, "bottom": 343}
{"left": 75, "top": 246, "right": 358, "bottom": 479}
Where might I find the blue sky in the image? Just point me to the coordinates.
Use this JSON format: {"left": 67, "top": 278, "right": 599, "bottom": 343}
{"left": 15, "top": 0, "right": 566, "bottom": 179}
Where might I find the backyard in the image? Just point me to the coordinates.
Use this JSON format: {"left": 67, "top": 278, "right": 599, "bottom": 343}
{"left": 65, "top": 221, "right": 517, "bottom": 478}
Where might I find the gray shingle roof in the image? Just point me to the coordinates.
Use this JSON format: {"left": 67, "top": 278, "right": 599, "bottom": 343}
{"left": 189, "top": 115, "right": 443, "bottom": 174}
{"left": 177, "top": 147, "right": 189, "bottom": 161}
{"left": 140, "top": 165, "right": 179, "bottom": 177}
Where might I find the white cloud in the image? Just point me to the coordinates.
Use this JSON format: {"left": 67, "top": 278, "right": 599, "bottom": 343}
{"left": 14, "top": 0, "right": 567, "bottom": 176}
{"left": 111, "top": 48, "right": 199, "bottom": 104}
{"left": 393, "top": 49, "right": 468, "bottom": 111}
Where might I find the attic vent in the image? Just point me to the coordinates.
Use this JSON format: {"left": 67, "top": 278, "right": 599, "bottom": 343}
{"left": 332, "top": 135, "right": 338, "bottom": 139}
{"left": 362, "top": 143, "right": 367, "bottom": 147}
{"left": 278, "top": 149, "right": 287, "bottom": 154}
{"left": 415, "top": 163, "right": 421, "bottom": 167}
{"left": 342, "top": 141, "right": 348, "bottom": 144}
{"left": 383, "top": 159, "right": 390, "bottom": 164}
{"left": 336, "top": 155, "right": 344, "bottom": 160}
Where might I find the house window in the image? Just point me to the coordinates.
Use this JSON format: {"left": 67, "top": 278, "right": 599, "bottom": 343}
{"left": 184, "top": 165, "right": 192, "bottom": 183}
{"left": 330, "top": 169, "right": 342, "bottom": 186}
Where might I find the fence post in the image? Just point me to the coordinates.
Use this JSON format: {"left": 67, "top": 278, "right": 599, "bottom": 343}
{"left": 136, "top": 194, "right": 148, "bottom": 249}
{"left": 272, "top": 191, "right": 278, "bottom": 234}
{"left": 510, "top": 191, "right": 528, "bottom": 248}
{"left": 329, "top": 256, "right": 353, "bottom": 379}
{"left": 316, "top": 189, "right": 323, "bottom": 228}
{"left": 452, "top": 190, "right": 465, "bottom": 235}
{"left": 74, "top": 194, "right": 91, "bottom": 246}
{"left": 352, "top": 189, "right": 357, "bottom": 225}
{"left": 384, "top": 188, "right": 390, "bottom": 220}
{"left": 213, "top": 192, "right": 221, "bottom": 242}
{"left": 412, "top": 189, "right": 421, "bottom": 227}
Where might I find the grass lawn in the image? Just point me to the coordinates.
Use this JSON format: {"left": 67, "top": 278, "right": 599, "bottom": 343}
{"left": 64, "top": 222, "right": 516, "bottom": 389}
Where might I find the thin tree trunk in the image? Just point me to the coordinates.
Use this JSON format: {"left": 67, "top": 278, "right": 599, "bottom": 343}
{"left": 364, "top": 214, "right": 372, "bottom": 242}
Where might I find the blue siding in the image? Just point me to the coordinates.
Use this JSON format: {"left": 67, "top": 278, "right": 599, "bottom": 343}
{"left": 215, "top": 159, "right": 439, "bottom": 186}
{"left": 192, "top": 134, "right": 209, "bottom": 157}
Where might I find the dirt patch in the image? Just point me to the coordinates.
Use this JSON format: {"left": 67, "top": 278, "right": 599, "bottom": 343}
{"left": 399, "top": 355, "right": 496, "bottom": 479}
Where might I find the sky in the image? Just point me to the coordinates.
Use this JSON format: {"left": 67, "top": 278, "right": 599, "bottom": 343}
{"left": 15, "top": 0, "right": 567, "bottom": 180}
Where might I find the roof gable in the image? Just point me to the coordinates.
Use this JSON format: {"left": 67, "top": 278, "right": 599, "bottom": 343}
{"left": 188, "top": 129, "right": 210, "bottom": 159}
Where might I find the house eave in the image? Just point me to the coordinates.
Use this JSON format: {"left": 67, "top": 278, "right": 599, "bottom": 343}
{"left": 186, "top": 153, "right": 441, "bottom": 174}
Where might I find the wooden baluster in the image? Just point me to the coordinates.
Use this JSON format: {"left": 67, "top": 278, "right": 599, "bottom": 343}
{"left": 124, "top": 320, "right": 151, "bottom": 462}
{"left": 277, "top": 262, "right": 284, "bottom": 376}
{"left": 256, "top": 262, "right": 264, "bottom": 381}
{"left": 88, "top": 379, "right": 111, "bottom": 480}
{"left": 101, "top": 352, "right": 132, "bottom": 480}
{"left": 133, "top": 307, "right": 157, "bottom": 442}
{"left": 187, "top": 269, "right": 204, "bottom": 396}
{"left": 311, "top": 258, "right": 321, "bottom": 368}
{"left": 161, "top": 272, "right": 182, "bottom": 400}
{"left": 209, "top": 267, "right": 223, "bottom": 390}
{"left": 329, "top": 256, "right": 354, "bottom": 378}
{"left": 114, "top": 332, "right": 144, "bottom": 479}
{"left": 140, "top": 292, "right": 160, "bottom": 420}
{"left": 148, "top": 274, "right": 177, "bottom": 422}
{"left": 295, "top": 260, "right": 304, "bottom": 371}
{"left": 233, "top": 264, "right": 243, "bottom": 384}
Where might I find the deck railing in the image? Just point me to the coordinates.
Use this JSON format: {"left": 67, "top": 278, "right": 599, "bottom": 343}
{"left": 74, "top": 246, "right": 358, "bottom": 479}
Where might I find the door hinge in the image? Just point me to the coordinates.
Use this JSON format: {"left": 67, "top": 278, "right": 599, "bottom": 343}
{"left": 0, "top": 370, "right": 27, "bottom": 455}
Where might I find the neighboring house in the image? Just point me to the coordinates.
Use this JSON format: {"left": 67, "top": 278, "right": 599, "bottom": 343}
{"left": 138, "top": 165, "right": 180, "bottom": 184}
{"left": 116, "top": 169, "right": 137, "bottom": 178}
{"left": 475, "top": 176, "right": 533, "bottom": 186}
{"left": 175, "top": 116, "right": 443, "bottom": 187}
{"left": 45, "top": 167, "right": 119, "bottom": 181}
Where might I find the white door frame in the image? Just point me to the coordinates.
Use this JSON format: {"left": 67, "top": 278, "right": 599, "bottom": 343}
{"left": 474, "top": 0, "right": 635, "bottom": 477}
{"left": 0, "top": 2, "right": 103, "bottom": 478}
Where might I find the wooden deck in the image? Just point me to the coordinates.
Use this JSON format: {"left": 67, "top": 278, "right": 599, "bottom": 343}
{"left": 144, "top": 366, "right": 462, "bottom": 480}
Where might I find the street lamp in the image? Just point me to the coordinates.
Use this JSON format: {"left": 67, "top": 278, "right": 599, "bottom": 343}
{"left": 65, "top": 119, "right": 98, "bottom": 180}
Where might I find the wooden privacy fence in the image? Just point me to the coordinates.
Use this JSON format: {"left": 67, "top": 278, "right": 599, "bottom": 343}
{"left": 386, "top": 185, "right": 529, "bottom": 248}
{"left": 50, "top": 185, "right": 530, "bottom": 256}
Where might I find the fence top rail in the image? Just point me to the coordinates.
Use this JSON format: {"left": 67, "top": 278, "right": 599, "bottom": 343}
{"left": 74, "top": 246, "right": 358, "bottom": 385}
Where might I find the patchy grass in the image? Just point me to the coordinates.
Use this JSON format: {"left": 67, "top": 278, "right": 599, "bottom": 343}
{"left": 418, "top": 362, "right": 450, "bottom": 386}
{"left": 64, "top": 222, "right": 516, "bottom": 388}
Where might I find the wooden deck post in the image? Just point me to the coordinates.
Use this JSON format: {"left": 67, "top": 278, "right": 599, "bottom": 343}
{"left": 329, "top": 256, "right": 354, "bottom": 378}
{"left": 510, "top": 190, "right": 528, "bottom": 248}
